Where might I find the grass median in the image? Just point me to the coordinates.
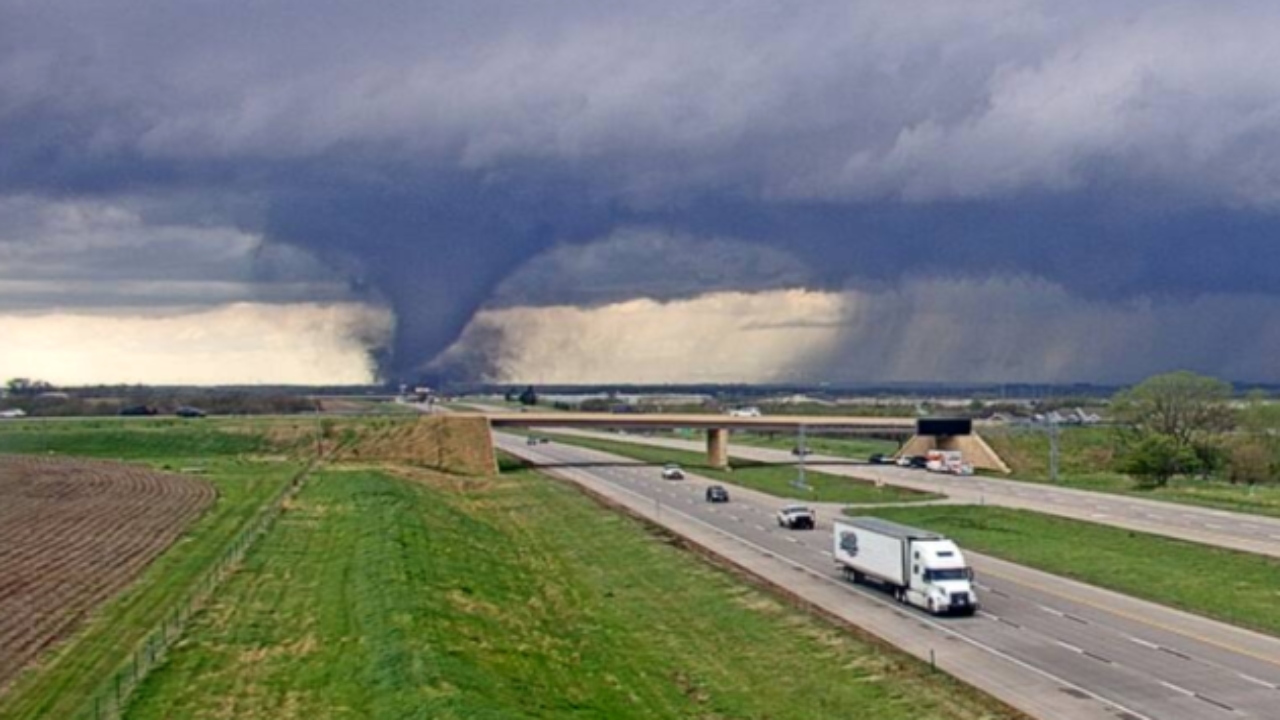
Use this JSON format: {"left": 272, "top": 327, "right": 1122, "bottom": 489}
{"left": 865, "top": 505, "right": 1280, "bottom": 638}
{"left": 126, "top": 464, "right": 1017, "bottom": 720}
{"left": 537, "top": 432, "right": 941, "bottom": 504}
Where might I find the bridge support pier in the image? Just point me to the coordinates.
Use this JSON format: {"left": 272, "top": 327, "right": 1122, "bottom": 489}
{"left": 706, "top": 428, "right": 729, "bottom": 470}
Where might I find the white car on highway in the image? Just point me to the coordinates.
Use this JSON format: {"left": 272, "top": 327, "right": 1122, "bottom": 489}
{"left": 661, "top": 463, "right": 685, "bottom": 480}
{"left": 776, "top": 504, "right": 816, "bottom": 530}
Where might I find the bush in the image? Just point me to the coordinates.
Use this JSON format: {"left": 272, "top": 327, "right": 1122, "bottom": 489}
{"left": 1118, "top": 434, "right": 1199, "bottom": 488}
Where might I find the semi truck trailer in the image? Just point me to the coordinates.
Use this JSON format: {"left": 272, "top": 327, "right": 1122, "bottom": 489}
{"left": 832, "top": 517, "right": 978, "bottom": 616}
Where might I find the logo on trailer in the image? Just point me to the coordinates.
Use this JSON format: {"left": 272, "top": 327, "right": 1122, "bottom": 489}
{"left": 839, "top": 531, "right": 859, "bottom": 557}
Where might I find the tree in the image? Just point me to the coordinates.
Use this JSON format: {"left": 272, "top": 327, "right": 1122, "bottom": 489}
{"left": 5, "top": 378, "right": 52, "bottom": 397}
{"left": 1227, "top": 439, "right": 1276, "bottom": 486}
{"left": 518, "top": 385, "right": 538, "bottom": 406}
{"left": 1112, "top": 371, "right": 1234, "bottom": 450}
{"left": 1118, "top": 434, "right": 1198, "bottom": 488}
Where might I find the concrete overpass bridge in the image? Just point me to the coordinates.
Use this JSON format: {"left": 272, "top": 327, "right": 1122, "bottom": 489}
{"left": 483, "top": 412, "right": 1008, "bottom": 472}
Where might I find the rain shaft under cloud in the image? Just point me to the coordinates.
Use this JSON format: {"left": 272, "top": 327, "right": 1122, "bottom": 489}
{"left": 6, "top": 1, "right": 1280, "bottom": 383}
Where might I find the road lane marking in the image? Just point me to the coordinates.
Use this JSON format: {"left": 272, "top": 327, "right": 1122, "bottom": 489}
{"left": 1160, "top": 681, "right": 1195, "bottom": 696}
{"left": 1238, "top": 674, "right": 1279, "bottom": 690}
{"left": 978, "top": 565, "right": 1280, "bottom": 672}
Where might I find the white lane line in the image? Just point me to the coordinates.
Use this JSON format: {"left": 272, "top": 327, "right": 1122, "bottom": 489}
{"left": 754, "top": 524, "right": 767, "bottom": 532}
{"left": 819, "top": 550, "right": 833, "bottom": 557}
{"left": 1055, "top": 640, "right": 1084, "bottom": 654}
{"left": 785, "top": 536, "right": 798, "bottom": 543}
{"left": 1238, "top": 674, "right": 1280, "bottom": 690}
{"left": 1127, "top": 636, "right": 1160, "bottom": 650}
{"left": 1037, "top": 605, "right": 1065, "bottom": 617}
{"left": 1160, "top": 681, "right": 1195, "bottom": 697}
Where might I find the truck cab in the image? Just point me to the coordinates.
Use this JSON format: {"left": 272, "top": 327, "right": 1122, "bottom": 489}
{"left": 906, "top": 539, "right": 977, "bottom": 615}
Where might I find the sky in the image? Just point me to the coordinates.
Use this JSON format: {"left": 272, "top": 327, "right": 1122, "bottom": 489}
{"left": 4, "top": 1, "right": 1280, "bottom": 385}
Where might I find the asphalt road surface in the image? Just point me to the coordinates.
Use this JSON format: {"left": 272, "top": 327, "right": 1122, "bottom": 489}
{"left": 545, "top": 429, "right": 1280, "bottom": 559}
{"left": 499, "top": 433, "right": 1280, "bottom": 720}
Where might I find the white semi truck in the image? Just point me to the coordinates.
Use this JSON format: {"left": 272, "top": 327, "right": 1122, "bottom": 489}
{"left": 832, "top": 517, "right": 978, "bottom": 616}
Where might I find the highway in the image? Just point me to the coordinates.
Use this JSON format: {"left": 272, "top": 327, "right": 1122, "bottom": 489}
{"left": 544, "top": 428, "right": 1280, "bottom": 559}
{"left": 499, "top": 433, "right": 1280, "bottom": 720}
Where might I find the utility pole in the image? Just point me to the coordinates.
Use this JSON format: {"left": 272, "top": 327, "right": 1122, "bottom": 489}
{"left": 793, "top": 424, "right": 809, "bottom": 491}
{"left": 1048, "top": 419, "right": 1060, "bottom": 483}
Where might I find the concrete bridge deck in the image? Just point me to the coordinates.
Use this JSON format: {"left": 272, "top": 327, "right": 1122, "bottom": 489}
{"left": 484, "top": 412, "right": 918, "bottom": 433}
{"left": 481, "top": 412, "right": 1008, "bottom": 472}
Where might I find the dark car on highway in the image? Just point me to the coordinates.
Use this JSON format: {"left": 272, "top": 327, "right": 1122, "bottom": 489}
{"left": 868, "top": 453, "right": 890, "bottom": 465}
{"left": 705, "top": 485, "right": 730, "bottom": 503}
{"left": 907, "top": 455, "right": 929, "bottom": 469}
{"left": 175, "top": 406, "right": 207, "bottom": 418}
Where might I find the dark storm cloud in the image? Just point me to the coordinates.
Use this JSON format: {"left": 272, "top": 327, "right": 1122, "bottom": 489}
{"left": 6, "top": 1, "right": 1280, "bottom": 379}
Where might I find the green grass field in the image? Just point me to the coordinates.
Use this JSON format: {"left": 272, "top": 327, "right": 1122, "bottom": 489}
{"left": 126, "top": 465, "right": 1015, "bottom": 720}
{"left": 539, "top": 432, "right": 941, "bottom": 505}
{"left": 0, "top": 418, "right": 309, "bottom": 719}
{"left": 867, "top": 505, "right": 1280, "bottom": 638}
{"left": 983, "top": 427, "right": 1280, "bottom": 518}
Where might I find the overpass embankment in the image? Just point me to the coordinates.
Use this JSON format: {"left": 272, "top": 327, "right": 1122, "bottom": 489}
{"left": 329, "top": 415, "right": 497, "bottom": 475}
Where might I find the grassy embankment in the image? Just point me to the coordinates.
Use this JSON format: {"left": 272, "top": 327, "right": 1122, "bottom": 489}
{"left": 536, "top": 432, "right": 940, "bottom": 504}
{"left": 126, "top": 463, "right": 1017, "bottom": 720}
{"left": 0, "top": 418, "right": 310, "bottom": 719}
{"left": 868, "top": 505, "right": 1280, "bottom": 638}
{"left": 983, "top": 426, "right": 1280, "bottom": 518}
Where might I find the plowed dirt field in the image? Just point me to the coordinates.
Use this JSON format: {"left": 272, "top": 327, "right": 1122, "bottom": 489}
{"left": 0, "top": 455, "right": 214, "bottom": 691}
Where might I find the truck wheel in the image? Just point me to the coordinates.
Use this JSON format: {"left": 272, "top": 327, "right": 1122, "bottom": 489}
{"left": 852, "top": 571, "right": 864, "bottom": 584}
{"left": 927, "top": 598, "right": 937, "bottom": 614}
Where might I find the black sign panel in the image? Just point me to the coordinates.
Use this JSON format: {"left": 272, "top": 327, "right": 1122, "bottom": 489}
{"left": 917, "top": 418, "right": 972, "bottom": 436}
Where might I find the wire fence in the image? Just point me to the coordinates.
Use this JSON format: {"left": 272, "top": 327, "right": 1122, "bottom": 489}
{"left": 79, "top": 458, "right": 317, "bottom": 720}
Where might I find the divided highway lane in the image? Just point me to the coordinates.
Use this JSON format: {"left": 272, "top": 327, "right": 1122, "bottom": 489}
{"left": 546, "top": 429, "right": 1280, "bottom": 559}
{"left": 499, "top": 434, "right": 1280, "bottom": 720}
